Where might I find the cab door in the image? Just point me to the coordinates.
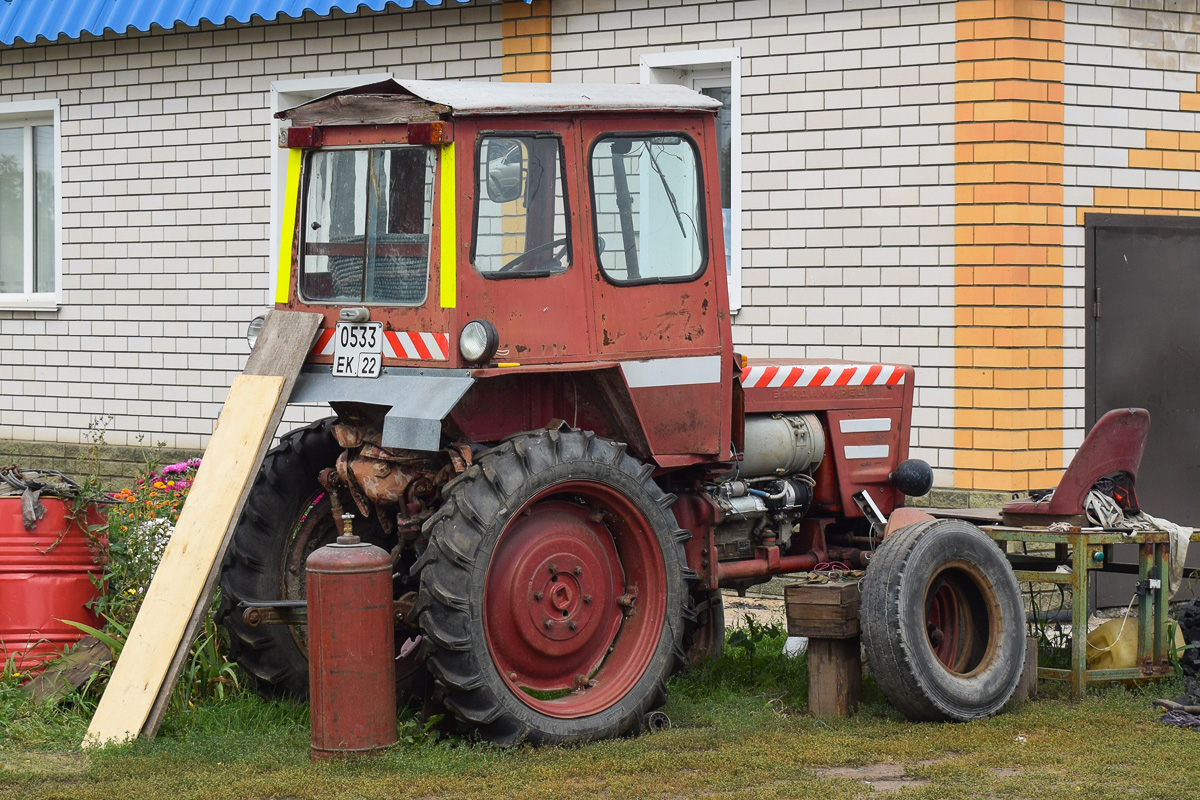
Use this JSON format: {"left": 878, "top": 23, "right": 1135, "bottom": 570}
{"left": 455, "top": 118, "right": 594, "bottom": 363}
{"left": 579, "top": 115, "right": 730, "bottom": 462}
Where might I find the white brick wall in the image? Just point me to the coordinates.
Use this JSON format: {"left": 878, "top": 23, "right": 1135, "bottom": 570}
{"left": 0, "top": 3, "right": 504, "bottom": 449}
{"left": 551, "top": 0, "right": 958, "bottom": 479}
{"left": 14, "top": 0, "right": 1187, "bottom": 492}
{"left": 1063, "top": 1, "right": 1200, "bottom": 462}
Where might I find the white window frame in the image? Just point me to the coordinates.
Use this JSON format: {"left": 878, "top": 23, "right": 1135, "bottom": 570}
{"left": 640, "top": 49, "right": 742, "bottom": 312}
{"left": 0, "top": 99, "right": 62, "bottom": 311}
{"left": 269, "top": 73, "right": 394, "bottom": 303}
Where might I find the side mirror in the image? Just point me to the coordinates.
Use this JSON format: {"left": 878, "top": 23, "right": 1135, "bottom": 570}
{"left": 484, "top": 138, "right": 525, "bottom": 204}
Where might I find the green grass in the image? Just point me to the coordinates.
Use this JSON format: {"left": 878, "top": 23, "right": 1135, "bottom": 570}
{"left": 2, "top": 627, "right": 1198, "bottom": 800}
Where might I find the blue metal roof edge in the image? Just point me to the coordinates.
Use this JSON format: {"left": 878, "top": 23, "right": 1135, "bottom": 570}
{"left": 0, "top": 0, "right": 524, "bottom": 47}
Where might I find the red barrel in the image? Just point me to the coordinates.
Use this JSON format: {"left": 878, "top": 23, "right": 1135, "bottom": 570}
{"left": 307, "top": 531, "right": 396, "bottom": 759}
{"left": 0, "top": 496, "right": 104, "bottom": 670}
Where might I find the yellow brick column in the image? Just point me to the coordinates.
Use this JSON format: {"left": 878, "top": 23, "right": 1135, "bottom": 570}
{"left": 954, "top": 0, "right": 1066, "bottom": 492}
{"left": 502, "top": 0, "right": 551, "bottom": 83}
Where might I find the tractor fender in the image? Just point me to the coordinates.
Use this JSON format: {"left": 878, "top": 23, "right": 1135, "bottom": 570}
{"left": 883, "top": 507, "right": 936, "bottom": 538}
{"left": 289, "top": 366, "right": 474, "bottom": 452}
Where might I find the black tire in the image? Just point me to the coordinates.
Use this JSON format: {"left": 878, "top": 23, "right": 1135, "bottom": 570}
{"left": 413, "top": 428, "right": 691, "bottom": 746}
{"left": 218, "top": 418, "right": 398, "bottom": 698}
{"left": 861, "top": 518, "right": 1025, "bottom": 721}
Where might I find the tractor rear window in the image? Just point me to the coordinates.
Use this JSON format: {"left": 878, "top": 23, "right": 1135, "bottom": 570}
{"left": 472, "top": 134, "right": 570, "bottom": 277}
{"left": 590, "top": 134, "right": 705, "bottom": 284}
{"left": 299, "top": 147, "right": 434, "bottom": 305}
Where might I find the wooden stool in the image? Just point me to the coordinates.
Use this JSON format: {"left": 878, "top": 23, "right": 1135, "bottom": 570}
{"left": 785, "top": 582, "right": 862, "bottom": 718}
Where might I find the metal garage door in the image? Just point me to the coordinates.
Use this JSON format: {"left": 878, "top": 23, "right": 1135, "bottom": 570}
{"left": 1087, "top": 213, "right": 1200, "bottom": 604}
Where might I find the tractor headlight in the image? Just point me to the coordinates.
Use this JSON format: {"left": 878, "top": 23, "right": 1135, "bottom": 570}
{"left": 246, "top": 315, "right": 265, "bottom": 350}
{"left": 459, "top": 319, "right": 499, "bottom": 363}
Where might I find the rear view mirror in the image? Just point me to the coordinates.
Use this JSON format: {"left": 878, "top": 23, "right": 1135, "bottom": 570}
{"left": 485, "top": 138, "right": 525, "bottom": 204}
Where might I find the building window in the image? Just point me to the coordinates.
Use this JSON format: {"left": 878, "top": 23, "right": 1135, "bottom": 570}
{"left": 641, "top": 49, "right": 741, "bottom": 311}
{"left": 0, "top": 100, "right": 60, "bottom": 308}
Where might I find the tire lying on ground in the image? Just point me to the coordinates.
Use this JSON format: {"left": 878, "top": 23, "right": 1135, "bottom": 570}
{"left": 861, "top": 518, "right": 1026, "bottom": 721}
{"left": 413, "top": 428, "right": 692, "bottom": 746}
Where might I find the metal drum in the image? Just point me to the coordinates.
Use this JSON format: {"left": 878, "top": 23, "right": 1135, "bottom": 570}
{"left": 0, "top": 497, "right": 104, "bottom": 669}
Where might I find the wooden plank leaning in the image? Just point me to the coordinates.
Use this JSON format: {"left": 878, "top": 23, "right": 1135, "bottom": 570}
{"left": 83, "top": 310, "right": 321, "bottom": 748}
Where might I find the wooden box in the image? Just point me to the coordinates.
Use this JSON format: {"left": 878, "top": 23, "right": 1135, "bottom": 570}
{"left": 784, "top": 582, "right": 861, "bottom": 639}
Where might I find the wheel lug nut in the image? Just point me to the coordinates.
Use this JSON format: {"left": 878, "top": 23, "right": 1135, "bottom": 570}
{"left": 573, "top": 566, "right": 583, "bottom": 576}
{"left": 568, "top": 621, "right": 578, "bottom": 631}
{"left": 584, "top": 594, "right": 593, "bottom": 604}
{"left": 533, "top": 591, "right": 543, "bottom": 601}
{"left": 544, "top": 619, "right": 554, "bottom": 629}
{"left": 548, "top": 563, "right": 557, "bottom": 574}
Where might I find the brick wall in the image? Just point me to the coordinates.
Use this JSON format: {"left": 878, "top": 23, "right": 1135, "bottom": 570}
{"left": 0, "top": 2, "right": 503, "bottom": 459}
{"left": 1062, "top": 0, "right": 1200, "bottom": 464}
{"left": 5, "top": 0, "right": 1196, "bottom": 495}
{"left": 549, "top": 0, "right": 960, "bottom": 484}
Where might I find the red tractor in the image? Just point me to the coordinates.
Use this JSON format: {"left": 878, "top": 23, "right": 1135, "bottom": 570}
{"left": 219, "top": 79, "right": 1027, "bottom": 744}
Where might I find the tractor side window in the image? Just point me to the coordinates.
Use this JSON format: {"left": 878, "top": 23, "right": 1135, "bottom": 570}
{"left": 472, "top": 134, "right": 571, "bottom": 277}
{"left": 300, "top": 146, "right": 434, "bottom": 305}
{"left": 590, "top": 134, "right": 705, "bottom": 284}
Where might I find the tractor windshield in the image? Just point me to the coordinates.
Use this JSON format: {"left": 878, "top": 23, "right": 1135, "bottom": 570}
{"left": 299, "top": 147, "right": 435, "bottom": 305}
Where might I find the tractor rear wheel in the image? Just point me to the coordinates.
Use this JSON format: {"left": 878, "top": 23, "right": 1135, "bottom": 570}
{"left": 218, "top": 418, "right": 420, "bottom": 699}
{"left": 414, "top": 428, "right": 691, "bottom": 745}
{"left": 860, "top": 518, "right": 1026, "bottom": 721}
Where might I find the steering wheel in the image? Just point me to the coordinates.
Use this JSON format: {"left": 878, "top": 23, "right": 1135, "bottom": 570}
{"left": 497, "top": 237, "right": 569, "bottom": 273}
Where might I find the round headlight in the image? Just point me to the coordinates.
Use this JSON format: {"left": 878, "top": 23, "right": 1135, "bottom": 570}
{"left": 459, "top": 319, "right": 499, "bottom": 363}
{"left": 246, "top": 314, "right": 266, "bottom": 350}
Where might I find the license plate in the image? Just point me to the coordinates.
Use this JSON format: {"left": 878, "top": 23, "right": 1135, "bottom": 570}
{"left": 332, "top": 322, "right": 383, "bottom": 378}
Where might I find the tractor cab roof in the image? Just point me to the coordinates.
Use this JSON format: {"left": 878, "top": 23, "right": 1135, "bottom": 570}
{"left": 275, "top": 77, "right": 722, "bottom": 125}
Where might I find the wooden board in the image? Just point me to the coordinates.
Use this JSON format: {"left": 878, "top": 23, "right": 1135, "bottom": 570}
{"left": 140, "top": 310, "right": 323, "bottom": 741}
{"left": 83, "top": 310, "right": 320, "bottom": 748}
{"left": 23, "top": 636, "right": 111, "bottom": 705}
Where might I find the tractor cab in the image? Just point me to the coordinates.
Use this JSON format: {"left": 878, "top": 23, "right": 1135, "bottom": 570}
{"left": 275, "top": 79, "right": 733, "bottom": 463}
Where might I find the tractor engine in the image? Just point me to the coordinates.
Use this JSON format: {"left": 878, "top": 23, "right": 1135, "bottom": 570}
{"left": 707, "top": 413, "right": 826, "bottom": 560}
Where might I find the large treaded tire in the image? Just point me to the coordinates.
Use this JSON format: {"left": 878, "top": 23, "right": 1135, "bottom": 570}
{"left": 413, "top": 428, "right": 692, "bottom": 746}
{"left": 217, "top": 418, "right": 366, "bottom": 698}
{"left": 861, "top": 518, "right": 1026, "bottom": 721}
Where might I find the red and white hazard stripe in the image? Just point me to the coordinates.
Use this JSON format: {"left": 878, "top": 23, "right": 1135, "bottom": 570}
{"left": 382, "top": 331, "right": 449, "bottom": 361}
{"left": 309, "top": 329, "right": 450, "bottom": 362}
{"left": 740, "top": 363, "right": 905, "bottom": 389}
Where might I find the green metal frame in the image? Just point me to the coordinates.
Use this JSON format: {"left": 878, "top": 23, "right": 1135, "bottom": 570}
{"left": 985, "top": 526, "right": 1172, "bottom": 698}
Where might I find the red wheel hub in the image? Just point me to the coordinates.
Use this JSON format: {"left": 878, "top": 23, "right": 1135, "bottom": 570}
{"left": 923, "top": 562, "right": 996, "bottom": 676}
{"left": 926, "top": 579, "right": 963, "bottom": 669}
{"left": 484, "top": 484, "right": 666, "bottom": 718}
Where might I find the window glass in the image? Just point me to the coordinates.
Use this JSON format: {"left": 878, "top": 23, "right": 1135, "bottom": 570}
{"left": 0, "top": 127, "right": 25, "bottom": 294}
{"left": 473, "top": 135, "right": 570, "bottom": 276}
{"left": 33, "top": 125, "right": 54, "bottom": 294}
{"left": 590, "top": 135, "right": 704, "bottom": 283}
{"left": 300, "top": 147, "right": 434, "bottom": 305}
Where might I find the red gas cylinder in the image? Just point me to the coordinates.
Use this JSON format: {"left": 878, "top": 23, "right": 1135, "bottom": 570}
{"left": 306, "top": 519, "right": 396, "bottom": 760}
{"left": 0, "top": 496, "right": 104, "bottom": 670}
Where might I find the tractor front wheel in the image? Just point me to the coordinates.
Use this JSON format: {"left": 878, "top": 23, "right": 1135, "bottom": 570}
{"left": 218, "top": 418, "right": 421, "bottom": 699}
{"left": 414, "top": 428, "right": 691, "bottom": 745}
